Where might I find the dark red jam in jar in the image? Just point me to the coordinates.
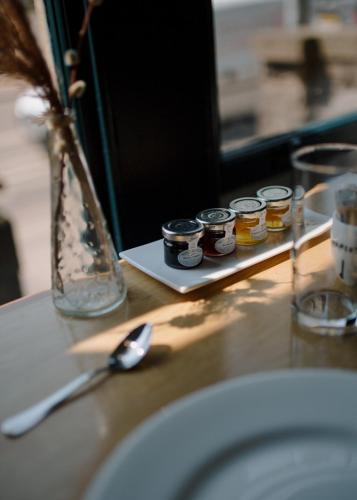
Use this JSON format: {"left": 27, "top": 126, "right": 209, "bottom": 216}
{"left": 162, "top": 219, "right": 204, "bottom": 269}
{"left": 196, "top": 208, "right": 236, "bottom": 257}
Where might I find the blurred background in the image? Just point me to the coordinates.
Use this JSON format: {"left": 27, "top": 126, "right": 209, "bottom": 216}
{"left": 214, "top": 0, "right": 357, "bottom": 150}
{"left": 0, "top": 78, "right": 50, "bottom": 303}
{"left": 0, "top": 2, "right": 50, "bottom": 305}
{"left": 2, "top": 0, "right": 357, "bottom": 304}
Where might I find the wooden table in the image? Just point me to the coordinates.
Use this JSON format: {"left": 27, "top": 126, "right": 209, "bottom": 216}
{"left": 2, "top": 252, "right": 357, "bottom": 500}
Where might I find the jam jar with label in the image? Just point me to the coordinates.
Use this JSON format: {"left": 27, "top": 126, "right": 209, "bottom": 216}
{"left": 196, "top": 208, "right": 236, "bottom": 257}
{"left": 162, "top": 219, "right": 204, "bottom": 269}
{"left": 256, "top": 185, "right": 293, "bottom": 232}
{"left": 229, "top": 197, "right": 267, "bottom": 245}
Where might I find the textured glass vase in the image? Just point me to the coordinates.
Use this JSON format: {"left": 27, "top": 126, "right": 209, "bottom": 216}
{"left": 47, "top": 116, "right": 126, "bottom": 318}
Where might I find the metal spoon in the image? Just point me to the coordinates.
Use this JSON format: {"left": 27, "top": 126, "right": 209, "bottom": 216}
{"left": 1, "top": 322, "right": 152, "bottom": 438}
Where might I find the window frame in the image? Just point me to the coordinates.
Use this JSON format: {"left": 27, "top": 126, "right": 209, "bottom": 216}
{"left": 43, "top": 0, "right": 357, "bottom": 249}
{"left": 220, "top": 111, "right": 357, "bottom": 193}
{"left": 44, "top": 0, "right": 220, "bottom": 251}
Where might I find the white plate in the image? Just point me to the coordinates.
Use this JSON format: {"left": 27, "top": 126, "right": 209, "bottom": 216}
{"left": 85, "top": 369, "right": 357, "bottom": 500}
{"left": 119, "top": 209, "right": 330, "bottom": 293}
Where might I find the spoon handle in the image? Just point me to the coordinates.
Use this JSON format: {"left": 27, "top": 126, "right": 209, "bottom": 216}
{"left": 1, "top": 367, "right": 107, "bottom": 438}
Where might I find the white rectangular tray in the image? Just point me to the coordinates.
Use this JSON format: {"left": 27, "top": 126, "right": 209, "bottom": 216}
{"left": 120, "top": 209, "right": 330, "bottom": 294}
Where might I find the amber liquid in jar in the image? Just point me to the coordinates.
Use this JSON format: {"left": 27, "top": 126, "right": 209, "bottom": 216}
{"left": 235, "top": 216, "right": 267, "bottom": 245}
{"left": 266, "top": 205, "right": 291, "bottom": 231}
{"left": 257, "top": 186, "right": 292, "bottom": 232}
{"left": 229, "top": 197, "right": 267, "bottom": 246}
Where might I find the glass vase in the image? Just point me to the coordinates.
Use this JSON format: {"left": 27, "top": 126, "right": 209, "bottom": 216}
{"left": 47, "top": 116, "right": 126, "bottom": 318}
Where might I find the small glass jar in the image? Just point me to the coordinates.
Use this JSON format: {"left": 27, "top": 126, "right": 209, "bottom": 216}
{"left": 229, "top": 197, "right": 267, "bottom": 245}
{"left": 196, "top": 208, "right": 236, "bottom": 257}
{"left": 162, "top": 219, "right": 204, "bottom": 269}
{"left": 256, "top": 185, "right": 293, "bottom": 232}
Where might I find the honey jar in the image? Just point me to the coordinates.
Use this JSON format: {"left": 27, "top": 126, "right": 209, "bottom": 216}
{"left": 256, "top": 186, "right": 293, "bottom": 232}
{"left": 162, "top": 219, "right": 204, "bottom": 269}
{"left": 196, "top": 208, "right": 236, "bottom": 257}
{"left": 229, "top": 197, "right": 267, "bottom": 245}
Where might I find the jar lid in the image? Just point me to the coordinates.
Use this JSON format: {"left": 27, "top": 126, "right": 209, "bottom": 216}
{"left": 196, "top": 208, "right": 236, "bottom": 226}
{"left": 229, "top": 197, "right": 267, "bottom": 214}
{"left": 256, "top": 185, "right": 293, "bottom": 202}
{"left": 162, "top": 219, "right": 204, "bottom": 241}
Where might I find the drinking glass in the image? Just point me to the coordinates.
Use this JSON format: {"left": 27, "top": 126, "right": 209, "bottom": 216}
{"left": 291, "top": 143, "right": 357, "bottom": 336}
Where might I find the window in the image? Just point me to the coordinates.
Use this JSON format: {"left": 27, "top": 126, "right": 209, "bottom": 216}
{"left": 214, "top": 0, "right": 357, "bottom": 151}
{"left": 213, "top": 0, "right": 357, "bottom": 208}
{"left": 44, "top": 0, "right": 220, "bottom": 250}
{"left": 43, "top": 0, "right": 357, "bottom": 250}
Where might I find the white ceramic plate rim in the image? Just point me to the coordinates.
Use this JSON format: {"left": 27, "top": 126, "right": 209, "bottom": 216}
{"left": 85, "top": 368, "right": 357, "bottom": 500}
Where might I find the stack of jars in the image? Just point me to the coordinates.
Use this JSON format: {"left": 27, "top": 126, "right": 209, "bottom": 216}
{"left": 162, "top": 185, "right": 294, "bottom": 270}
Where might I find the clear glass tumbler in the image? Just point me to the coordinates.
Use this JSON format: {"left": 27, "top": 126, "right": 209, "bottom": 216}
{"left": 291, "top": 143, "right": 357, "bottom": 336}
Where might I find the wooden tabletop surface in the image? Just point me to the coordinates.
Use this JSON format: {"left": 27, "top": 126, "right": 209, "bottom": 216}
{"left": 2, "top": 249, "right": 357, "bottom": 500}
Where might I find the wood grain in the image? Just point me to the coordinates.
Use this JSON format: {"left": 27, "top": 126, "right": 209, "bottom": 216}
{"left": 1, "top": 254, "right": 357, "bottom": 500}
